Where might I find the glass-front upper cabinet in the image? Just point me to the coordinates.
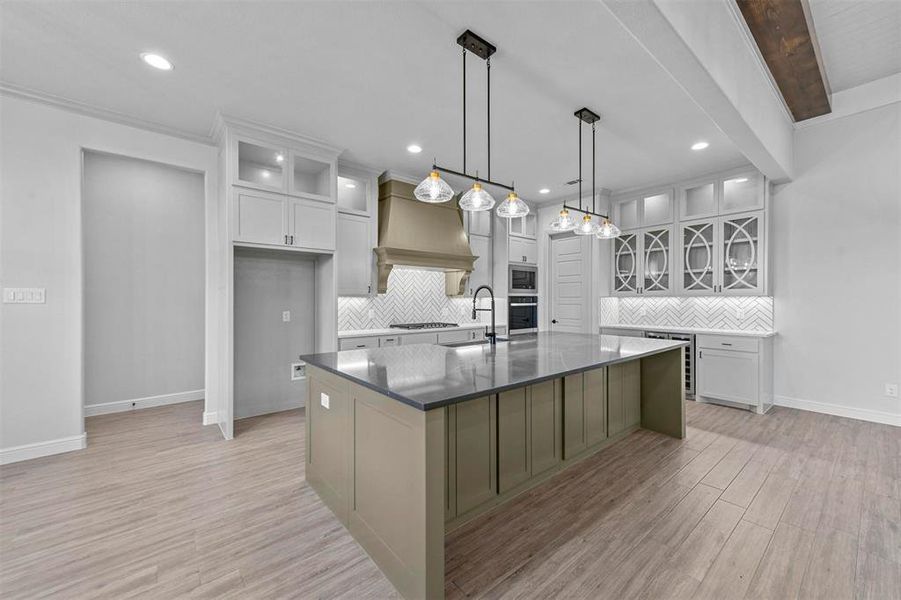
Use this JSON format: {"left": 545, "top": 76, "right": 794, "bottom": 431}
{"left": 679, "top": 171, "right": 765, "bottom": 220}
{"left": 721, "top": 173, "right": 764, "bottom": 214}
{"left": 681, "top": 182, "right": 717, "bottom": 220}
{"left": 721, "top": 212, "right": 764, "bottom": 295}
{"left": 291, "top": 153, "right": 333, "bottom": 200}
{"left": 237, "top": 140, "right": 287, "bottom": 191}
{"left": 642, "top": 227, "right": 673, "bottom": 294}
{"left": 613, "top": 232, "right": 639, "bottom": 295}
{"left": 680, "top": 219, "right": 717, "bottom": 295}
{"left": 336, "top": 172, "right": 368, "bottom": 213}
{"left": 613, "top": 190, "right": 672, "bottom": 230}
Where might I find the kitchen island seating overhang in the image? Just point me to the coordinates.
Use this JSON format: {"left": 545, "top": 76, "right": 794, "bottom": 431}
{"left": 300, "top": 332, "right": 687, "bottom": 600}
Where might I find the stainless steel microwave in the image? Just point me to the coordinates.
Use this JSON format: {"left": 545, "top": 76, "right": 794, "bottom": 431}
{"left": 509, "top": 265, "right": 537, "bottom": 294}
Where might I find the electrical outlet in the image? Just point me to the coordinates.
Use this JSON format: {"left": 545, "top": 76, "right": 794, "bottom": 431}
{"left": 368, "top": 309, "right": 375, "bottom": 319}
{"left": 639, "top": 305, "right": 647, "bottom": 317}
{"left": 291, "top": 362, "right": 306, "bottom": 381}
{"left": 886, "top": 384, "right": 899, "bottom": 398}
{"left": 320, "top": 392, "right": 330, "bottom": 409}
{"left": 282, "top": 311, "right": 291, "bottom": 322}
{"left": 736, "top": 307, "right": 745, "bottom": 320}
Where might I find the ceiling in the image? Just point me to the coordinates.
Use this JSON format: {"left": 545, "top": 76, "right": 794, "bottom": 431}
{"left": 808, "top": 0, "right": 901, "bottom": 92}
{"left": 0, "top": 1, "right": 750, "bottom": 202}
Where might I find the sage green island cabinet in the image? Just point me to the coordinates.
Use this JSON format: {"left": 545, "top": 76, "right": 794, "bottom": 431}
{"left": 302, "top": 332, "right": 686, "bottom": 600}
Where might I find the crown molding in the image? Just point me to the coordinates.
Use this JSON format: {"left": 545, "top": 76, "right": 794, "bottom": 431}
{"left": 0, "top": 82, "right": 214, "bottom": 145}
{"left": 337, "top": 157, "right": 384, "bottom": 177}
{"left": 379, "top": 170, "right": 421, "bottom": 186}
{"left": 211, "top": 113, "right": 342, "bottom": 157}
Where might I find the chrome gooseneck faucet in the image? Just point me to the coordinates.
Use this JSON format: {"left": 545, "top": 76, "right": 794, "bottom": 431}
{"left": 471, "top": 284, "right": 497, "bottom": 345}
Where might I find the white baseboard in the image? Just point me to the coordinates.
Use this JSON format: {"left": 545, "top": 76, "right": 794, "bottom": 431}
{"left": 84, "top": 389, "right": 204, "bottom": 417}
{"left": 0, "top": 433, "right": 87, "bottom": 465}
{"left": 202, "top": 410, "right": 218, "bottom": 426}
{"left": 774, "top": 395, "right": 900, "bottom": 427}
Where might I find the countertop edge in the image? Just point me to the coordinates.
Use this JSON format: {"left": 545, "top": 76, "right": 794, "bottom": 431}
{"left": 600, "top": 324, "right": 777, "bottom": 338}
{"left": 300, "top": 340, "right": 687, "bottom": 412}
{"left": 338, "top": 323, "right": 492, "bottom": 339}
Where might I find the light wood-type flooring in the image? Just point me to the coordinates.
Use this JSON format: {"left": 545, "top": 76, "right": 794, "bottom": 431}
{"left": 1, "top": 400, "right": 899, "bottom": 599}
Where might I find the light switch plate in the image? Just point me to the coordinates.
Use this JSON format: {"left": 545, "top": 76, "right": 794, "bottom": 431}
{"left": 320, "top": 393, "right": 330, "bottom": 409}
{"left": 282, "top": 311, "right": 291, "bottom": 322}
{"left": 291, "top": 362, "right": 306, "bottom": 381}
{"left": 4, "top": 288, "right": 46, "bottom": 304}
{"left": 886, "top": 384, "right": 899, "bottom": 398}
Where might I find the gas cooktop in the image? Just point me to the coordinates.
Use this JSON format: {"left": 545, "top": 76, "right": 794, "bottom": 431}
{"left": 389, "top": 322, "right": 459, "bottom": 330}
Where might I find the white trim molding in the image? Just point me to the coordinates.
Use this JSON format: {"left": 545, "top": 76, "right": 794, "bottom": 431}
{"left": 775, "top": 395, "right": 901, "bottom": 427}
{"left": 84, "top": 389, "right": 205, "bottom": 417}
{"left": 202, "top": 411, "right": 219, "bottom": 426}
{"left": 0, "top": 433, "right": 87, "bottom": 465}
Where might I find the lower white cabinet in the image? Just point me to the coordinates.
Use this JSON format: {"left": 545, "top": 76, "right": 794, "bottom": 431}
{"left": 437, "top": 330, "right": 471, "bottom": 344}
{"left": 400, "top": 332, "right": 439, "bottom": 345}
{"left": 379, "top": 335, "right": 400, "bottom": 347}
{"left": 337, "top": 213, "right": 373, "bottom": 295}
{"left": 697, "top": 334, "right": 772, "bottom": 414}
{"left": 339, "top": 336, "right": 378, "bottom": 350}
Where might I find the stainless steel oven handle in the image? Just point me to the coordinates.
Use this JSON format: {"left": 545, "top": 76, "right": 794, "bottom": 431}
{"left": 509, "top": 303, "right": 538, "bottom": 307}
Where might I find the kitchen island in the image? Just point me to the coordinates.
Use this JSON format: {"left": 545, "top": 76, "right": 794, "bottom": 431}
{"left": 300, "top": 332, "right": 686, "bottom": 600}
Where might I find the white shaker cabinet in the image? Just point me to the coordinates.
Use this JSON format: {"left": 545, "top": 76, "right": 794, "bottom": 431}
{"left": 234, "top": 190, "right": 288, "bottom": 246}
{"left": 696, "top": 334, "right": 773, "bottom": 414}
{"left": 337, "top": 213, "right": 373, "bottom": 295}
{"left": 288, "top": 197, "right": 336, "bottom": 251}
{"left": 509, "top": 236, "right": 538, "bottom": 265}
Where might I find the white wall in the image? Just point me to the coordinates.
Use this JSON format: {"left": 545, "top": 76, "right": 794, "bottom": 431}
{"left": 772, "top": 102, "right": 900, "bottom": 424}
{"left": 0, "top": 94, "right": 219, "bottom": 461}
{"left": 83, "top": 152, "right": 205, "bottom": 412}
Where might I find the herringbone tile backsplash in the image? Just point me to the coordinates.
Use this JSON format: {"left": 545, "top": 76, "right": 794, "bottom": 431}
{"left": 338, "top": 268, "right": 481, "bottom": 331}
{"left": 599, "top": 296, "right": 773, "bottom": 331}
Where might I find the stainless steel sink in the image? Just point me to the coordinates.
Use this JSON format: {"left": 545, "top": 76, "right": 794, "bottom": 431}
{"left": 439, "top": 337, "right": 509, "bottom": 348}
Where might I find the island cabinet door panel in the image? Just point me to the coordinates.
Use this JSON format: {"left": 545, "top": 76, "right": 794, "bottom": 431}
{"left": 498, "top": 388, "right": 531, "bottom": 494}
{"left": 530, "top": 379, "right": 562, "bottom": 477}
{"left": 583, "top": 367, "right": 608, "bottom": 446}
{"left": 608, "top": 361, "right": 641, "bottom": 437}
{"left": 563, "top": 373, "right": 586, "bottom": 459}
{"left": 454, "top": 396, "right": 497, "bottom": 515}
{"left": 307, "top": 373, "right": 350, "bottom": 522}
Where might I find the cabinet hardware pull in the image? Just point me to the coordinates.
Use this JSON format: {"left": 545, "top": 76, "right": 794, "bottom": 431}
{"left": 721, "top": 343, "right": 732, "bottom": 346}
{"left": 699, "top": 350, "right": 703, "bottom": 358}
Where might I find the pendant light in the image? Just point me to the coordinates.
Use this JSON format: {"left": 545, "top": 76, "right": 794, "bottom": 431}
{"left": 496, "top": 190, "right": 529, "bottom": 218}
{"left": 595, "top": 218, "right": 622, "bottom": 239}
{"left": 414, "top": 170, "right": 455, "bottom": 203}
{"left": 564, "top": 107, "right": 621, "bottom": 239}
{"left": 459, "top": 181, "right": 496, "bottom": 211}
{"left": 414, "top": 30, "right": 520, "bottom": 212}
{"left": 547, "top": 208, "right": 577, "bottom": 232}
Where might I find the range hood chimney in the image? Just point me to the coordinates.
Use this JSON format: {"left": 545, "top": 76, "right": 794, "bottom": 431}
{"left": 375, "top": 179, "right": 476, "bottom": 295}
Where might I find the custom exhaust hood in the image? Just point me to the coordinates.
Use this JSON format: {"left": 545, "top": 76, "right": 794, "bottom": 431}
{"left": 375, "top": 179, "right": 476, "bottom": 295}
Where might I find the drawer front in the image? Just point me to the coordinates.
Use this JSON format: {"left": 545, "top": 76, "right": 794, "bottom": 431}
{"left": 437, "top": 330, "right": 471, "bottom": 344}
{"left": 339, "top": 336, "right": 377, "bottom": 350}
{"left": 697, "top": 334, "right": 758, "bottom": 353}
{"left": 379, "top": 336, "right": 400, "bottom": 347}
{"left": 400, "top": 332, "right": 439, "bottom": 345}
{"left": 697, "top": 349, "right": 759, "bottom": 404}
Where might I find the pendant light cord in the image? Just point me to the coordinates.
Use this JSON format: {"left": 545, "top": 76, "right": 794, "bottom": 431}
{"left": 578, "top": 116, "right": 582, "bottom": 212}
{"left": 487, "top": 56, "right": 491, "bottom": 181}
{"left": 462, "top": 49, "right": 467, "bottom": 174}
{"left": 592, "top": 122, "right": 596, "bottom": 214}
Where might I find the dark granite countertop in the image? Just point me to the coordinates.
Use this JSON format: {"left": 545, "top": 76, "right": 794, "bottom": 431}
{"left": 300, "top": 332, "right": 686, "bottom": 411}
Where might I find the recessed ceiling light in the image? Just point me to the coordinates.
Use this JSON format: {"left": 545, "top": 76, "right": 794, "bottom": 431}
{"left": 345, "top": 182, "right": 357, "bottom": 189}
{"left": 539, "top": 188, "right": 550, "bottom": 194}
{"left": 727, "top": 177, "right": 748, "bottom": 184}
{"left": 261, "top": 170, "right": 271, "bottom": 179}
{"left": 407, "top": 144, "right": 422, "bottom": 154}
{"left": 140, "top": 52, "right": 173, "bottom": 71}
{"left": 691, "top": 141, "right": 709, "bottom": 151}
{"left": 275, "top": 154, "right": 284, "bottom": 163}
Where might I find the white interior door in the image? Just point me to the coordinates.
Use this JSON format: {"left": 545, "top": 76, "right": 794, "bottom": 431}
{"left": 550, "top": 235, "right": 587, "bottom": 332}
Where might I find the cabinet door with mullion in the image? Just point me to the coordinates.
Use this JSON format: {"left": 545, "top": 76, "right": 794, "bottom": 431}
{"left": 640, "top": 225, "right": 674, "bottom": 295}
{"left": 612, "top": 231, "right": 640, "bottom": 296}
{"left": 679, "top": 218, "right": 718, "bottom": 295}
{"left": 719, "top": 211, "right": 764, "bottom": 296}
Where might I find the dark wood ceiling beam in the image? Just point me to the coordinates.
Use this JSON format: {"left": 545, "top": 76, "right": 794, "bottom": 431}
{"left": 737, "top": 0, "right": 831, "bottom": 122}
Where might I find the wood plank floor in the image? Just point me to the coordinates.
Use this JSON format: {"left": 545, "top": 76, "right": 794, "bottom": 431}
{"left": 1, "top": 400, "right": 898, "bottom": 599}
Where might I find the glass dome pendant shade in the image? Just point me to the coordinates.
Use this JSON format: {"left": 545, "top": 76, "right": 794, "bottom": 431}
{"left": 595, "top": 218, "right": 622, "bottom": 239}
{"left": 414, "top": 170, "right": 455, "bottom": 203}
{"left": 547, "top": 208, "right": 576, "bottom": 232}
{"left": 573, "top": 214, "right": 601, "bottom": 236}
{"left": 496, "top": 191, "right": 530, "bottom": 218}
{"left": 458, "top": 182, "right": 496, "bottom": 212}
